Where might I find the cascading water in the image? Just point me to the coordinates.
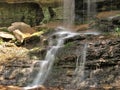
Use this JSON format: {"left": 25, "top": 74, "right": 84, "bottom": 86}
{"left": 24, "top": 0, "right": 89, "bottom": 89}
{"left": 24, "top": 29, "right": 78, "bottom": 90}
{"left": 24, "top": 0, "right": 76, "bottom": 89}
{"left": 63, "top": 0, "right": 75, "bottom": 27}
{"left": 69, "top": 43, "right": 87, "bottom": 89}
{"left": 87, "top": 0, "right": 97, "bottom": 22}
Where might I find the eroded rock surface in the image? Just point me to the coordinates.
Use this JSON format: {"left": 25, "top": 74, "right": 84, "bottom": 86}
{"left": 45, "top": 35, "right": 120, "bottom": 90}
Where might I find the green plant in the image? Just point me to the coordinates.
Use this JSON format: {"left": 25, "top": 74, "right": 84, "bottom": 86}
{"left": 41, "top": 7, "right": 50, "bottom": 24}
{"left": 65, "top": 42, "right": 74, "bottom": 48}
{"left": 0, "top": 38, "right": 3, "bottom": 44}
{"left": 115, "top": 27, "right": 120, "bottom": 36}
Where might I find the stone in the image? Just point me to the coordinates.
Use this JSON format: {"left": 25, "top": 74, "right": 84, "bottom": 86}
{"left": 98, "top": 36, "right": 104, "bottom": 39}
{"left": 0, "top": 85, "right": 22, "bottom": 90}
{"left": 66, "top": 70, "right": 74, "bottom": 76}
{"left": 7, "top": 86, "right": 22, "bottom": 90}
{"left": 8, "top": 22, "right": 36, "bottom": 34}
{"left": 0, "top": 2, "right": 44, "bottom": 26}
{"left": 0, "top": 31, "right": 15, "bottom": 39}
{"left": 13, "top": 29, "right": 25, "bottom": 43}
{"left": 64, "top": 34, "right": 85, "bottom": 44}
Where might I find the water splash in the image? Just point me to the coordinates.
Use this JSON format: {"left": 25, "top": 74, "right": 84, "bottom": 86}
{"left": 70, "top": 43, "right": 87, "bottom": 89}
{"left": 63, "top": 0, "right": 75, "bottom": 27}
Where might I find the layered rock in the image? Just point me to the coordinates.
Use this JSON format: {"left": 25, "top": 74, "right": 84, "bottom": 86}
{"left": 45, "top": 35, "right": 120, "bottom": 89}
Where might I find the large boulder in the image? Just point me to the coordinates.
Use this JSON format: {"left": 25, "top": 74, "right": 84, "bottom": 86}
{"left": 8, "top": 22, "right": 36, "bottom": 34}
{"left": 7, "top": 22, "right": 44, "bottom": 43}
{"left": 0, "top": 1, "right": 44, "bottom": 26}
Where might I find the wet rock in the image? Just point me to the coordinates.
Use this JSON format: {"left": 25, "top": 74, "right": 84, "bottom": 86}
{"left": 29, "top": 47, "right": 46, "bottom": 60}
{"left": 46, "top": 36, "right": 120, "bottom": 89}
{"left": 64, "top": 34, "right": 85, "bottom": 44}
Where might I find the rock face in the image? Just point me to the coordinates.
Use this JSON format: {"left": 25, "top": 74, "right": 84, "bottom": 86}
{"left": 75, "top": 0, "right": 120, "bottom": 24}
{"left": 95, "top": 11, "right": 120, "bottom": 32}
{"left": 0, "top": 2, "right": 44, "bottom": 26}
{"left": 0, "top": 33, "right": 120, "bottom": 89}
{"left": 45, "top": 35, "right": 120, "bottom": 90}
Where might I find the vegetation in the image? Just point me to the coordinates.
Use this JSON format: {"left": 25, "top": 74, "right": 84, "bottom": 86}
{"left": 65, "top": 42, "right": 75, "bottom": 48}
{"left": 115, "top": 27, "right": 120, "bottom": 36}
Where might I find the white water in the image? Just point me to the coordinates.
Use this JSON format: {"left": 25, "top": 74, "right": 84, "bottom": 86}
{"left": 70, "top": 43, "right": 87, "bottom": 89}
{"left": 24, "top": 30, "right": 78, "bottom": 89}
{"left": 24, "top": 0, "right": 99, "bottom": 89}
{"left": 24, "top": 0, "right": 76, "bottom": 89}
{"left": 87, "top": 0, "right": 97, "bottom": 21}
{"left": 63, "top": 0, "right": 75, "bottom": 27}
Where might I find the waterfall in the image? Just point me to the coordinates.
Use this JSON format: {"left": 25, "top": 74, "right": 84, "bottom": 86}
{"left": 24, "top": 0, "right": 78, "bottom": 89}
{"left": 87, "top": 0, "right": 91, "bottom": 21}
{"left": 70, "top": 43, "right": 87, "bottom": 89}
{"left": 63, "top": 0, "right": 75, "bottom": 27}
{"left": 87, "top": 0, "right": 97, "bottom": 22}
{"left": 24, "top": 29, "right": 78, "bottom": 89}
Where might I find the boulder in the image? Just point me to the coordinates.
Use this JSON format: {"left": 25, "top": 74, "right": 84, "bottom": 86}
{"left": 0, "top": 2, "right": 44, "bottom": 26}
{"left": 8, "top": 22, "right": 36, "bottom": 34}
{"left": 13, "top": 29, "right": 26, "bottom": 43}
{"left": 64, "top": 34, "right": 85, "bottom": 44}
{"left": 7, "top": 22, "right": 45, "bottom": 43}
{"left": 0, "top": 31, "right": 15, "bottom": 39}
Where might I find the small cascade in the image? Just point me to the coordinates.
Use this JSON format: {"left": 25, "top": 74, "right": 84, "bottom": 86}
{"left": 24, "top": 29, "right": 78, "bottom": 89}
{"left": 63, "top": 0, "right": 75, "bottom": 27}
{"left": 87, "top": 0, "right": 97, "bottom": 22}
{"left": 70, "top": 43, "right": 87, "bottom": 89}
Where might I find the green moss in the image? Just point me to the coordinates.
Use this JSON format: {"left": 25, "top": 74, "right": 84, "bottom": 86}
{"left": 114, "top": 27, "right": 120, "bottom": 36}
{"left": 42, "top": 7, "right": 51, "bottom": 23}
{"left": 0, "top": 38, "right": 3, "bottom": 45}
{"left": 65, "top": 42, "right": 75, "bottom": 48}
